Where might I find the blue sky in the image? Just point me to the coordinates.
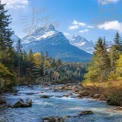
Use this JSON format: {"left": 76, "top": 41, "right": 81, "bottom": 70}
{"left": 2, "top": 0, "right": 122, "bottom": 42}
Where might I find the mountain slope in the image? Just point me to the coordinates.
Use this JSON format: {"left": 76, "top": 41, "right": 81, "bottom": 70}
{"left": 22, "top": 25, "right": 92, "bottom": 62}
{"left": 70, "top": 35, "right": 94, "bottom": 54}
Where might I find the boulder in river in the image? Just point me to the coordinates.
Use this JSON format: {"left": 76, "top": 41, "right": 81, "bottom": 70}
{"left": 40, "top": 95, "right": 50, "bottom": 98}
{"left": 13, "top": 99, "right": 32, "bottom": 108}
{"left": 0, "top": 98, "right": 6, "bottom": 105}
{"left": 63, "top": 94, "right": 70, "bottom": 97}
{"left": 78, "top": 110, "right": 94, "bottom": 116}
{"left": 43, "top": 116, "right": 64, "bottom": 122}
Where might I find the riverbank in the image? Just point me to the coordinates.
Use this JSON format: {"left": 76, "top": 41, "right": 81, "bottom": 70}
{"left": 53, "top": 82, "right": 122, "bottom": 107}
{"left": 1, "top": 82, "right": 122, "bottom": 107}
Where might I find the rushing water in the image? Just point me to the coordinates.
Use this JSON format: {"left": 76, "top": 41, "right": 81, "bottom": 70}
{"left": 0, "top": 85, "right": 122, "bottom": 122}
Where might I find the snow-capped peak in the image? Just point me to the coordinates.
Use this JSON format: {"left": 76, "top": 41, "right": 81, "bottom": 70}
{"left": 22, "top": 24, "right": 57, "bottom": 44}
{"left": 31, "top": 24, "right": 56, "bottom": 36}
{"left": 36, "top": 31, "right": 56, "bottom": 40}
{"left": 71, "top": 35, "right": 87, "bottom": 43}
{"left": 45, "top": 24, "right": 55, "bottom": 31}
{"left": 70, "top": 35, "right": 94, "bottom": 54}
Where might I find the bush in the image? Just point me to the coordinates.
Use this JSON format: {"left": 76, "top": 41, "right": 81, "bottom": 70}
{"left": 0, "top": 63, "right": 14, "bottom": 89}
{"left": 107, "top": 94, "right": 122, "bottom": 106}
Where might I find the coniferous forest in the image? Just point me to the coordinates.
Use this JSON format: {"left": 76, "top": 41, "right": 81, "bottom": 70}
{"left": 83, "top": 33, "right": 122, "bottom": 106}
{"left": 0, "top": 2, "right": 86, "bottom": 91}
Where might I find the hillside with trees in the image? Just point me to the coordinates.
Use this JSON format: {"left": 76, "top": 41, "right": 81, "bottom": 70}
{"left": 83, "top": 32, "right": 122, "bottom": 106}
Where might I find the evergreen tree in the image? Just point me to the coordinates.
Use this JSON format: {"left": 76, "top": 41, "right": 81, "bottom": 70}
{"left": 116, "top": 54, "right": 122, "bottom": 77}
{"left": 114, "top": 32, "right": 122, "bottom": 51}
{"left": 85, "top": 37, "right": 110, "bottom": 82}
{"left": 0, "top": 1, "right": 13, "bottom": 68}
{"left": 109, "top": 32, "right": 122, "bottom": 74}
{"left": 16, "top": 39, "right": 22, "bottom": 76}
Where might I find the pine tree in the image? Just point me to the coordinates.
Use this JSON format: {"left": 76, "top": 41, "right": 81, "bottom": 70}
{"left": 109, "top": 32, "right": 122, "bottom": 73}
{"left": 85, "top": 37, "right": 110, "bottom": 82}
{"left": 114, "top": 32, "right": 121, "bottom": 51}
{"left": 0, "top": 1, "right": 13, "bottom": 68}
{"left": 16, "top": 39, "right": 22, "bottom": 76}
{"left": 116, "top": 54, "right": 122, "bottom": 77}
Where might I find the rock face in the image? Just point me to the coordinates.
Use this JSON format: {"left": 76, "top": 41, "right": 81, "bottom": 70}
{"left": 22, "top": 24, "right": 92, "bottom": 62}
{"left": 13, "top": 99, "right": 32, "bottom": 108}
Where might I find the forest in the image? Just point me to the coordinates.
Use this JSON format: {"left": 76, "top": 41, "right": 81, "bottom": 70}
{"left": 0, "top": 2, "right": 86, "bottom": 92}
{"left": 83, "top": 32, "right": 122, "bottom": 106}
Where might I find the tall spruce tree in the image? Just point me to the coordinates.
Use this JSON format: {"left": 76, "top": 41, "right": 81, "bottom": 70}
{"left": 109, "top": 32, "right": 122, "bottom": 72}
{"left": 0, "top": 1, "right": 13, "bottom": 68}
{"left": 114, "top": 32, "right": 122, "bottom": 51}
{"left": 85, "top": 37, "right": 110, "bottom": 82}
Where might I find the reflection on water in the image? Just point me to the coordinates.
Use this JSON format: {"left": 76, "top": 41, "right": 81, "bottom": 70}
{"left": 0, "top": 85, "right": 122, "bottom": 122}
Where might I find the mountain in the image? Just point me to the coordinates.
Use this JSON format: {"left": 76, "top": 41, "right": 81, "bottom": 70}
{"left": 70, "top": 35, "right": 94, "bottom": 54}
{"left": 22, "top": 24, "right": 92, "bottom": 62}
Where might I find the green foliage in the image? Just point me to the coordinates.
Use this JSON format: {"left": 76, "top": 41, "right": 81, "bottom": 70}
{"left": 116, "top": 54, "right": 122, "bottom": 77}
{"left": 32, "top": 54, "right": 86, "bottom": 84}
{"left": 0, "top": 2, "right": 15, "bottom": 90}
{"left": 85, "top": 37, "right": 110, "bottom": 82}
{"left": 107, "top": 94, "right": 122, "bottom": 106}
{"left": 85, "top": 32, "right": 122, "bottom": 83}
{"left": 0, "top": 2, "right": 14, "bottom": 69}
{"left": 0, "top": 63, "right": 13, "bottom": 88}
{"left": 114, "top": 32, "right": 122, "bottom": 51}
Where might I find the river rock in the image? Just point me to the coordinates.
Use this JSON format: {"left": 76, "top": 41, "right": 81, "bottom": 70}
{"left": 77, "top": 94, "right": 83, "bottom": 98}
{"left": 77, "top": 90, "right": 89, "bottom": 98}
{"left": 78, "top": 110, "right": 94, "bottom": 116}
{"left": 13, "top": 99, "right": 32, "bottom": 108}
{"left": 63, "top": 94, "right": 70, "bottom": 97}
{"left": 0, "top": 98, "right": 6, "bottom": 104}
{"left": 40, "top": 95, "right": 50, "bottom": 98}
{"left": 114, "top": 107, "right": 122, "bottom": 111}
{"left": 28, "top": 85, "right": 33, "bottom": 87}
{"left": 43, "top": 116, "right": 64, "bottom": 122}
{"left": 26, "top": 93, "right": 35, "bottom": 95}
{"left": 93, "top": 94, "right": 101, "bottom": 99}
{"left": 54, "top": 89, "right": 59, "bottom": 92}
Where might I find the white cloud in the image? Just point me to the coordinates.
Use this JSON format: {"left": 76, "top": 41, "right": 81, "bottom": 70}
{"left": 1, "top": 0, "right": 29, "bottom": 9}
{"left": 87, "top": 25, "right": 94, "bottom": 29}
{"left": 69, "top": 20, "right": 86, "bottom": 30}
{"left": 69, "top": 20, "right": 94, "bottom": 31}
{"left": 79, "top": 29, "right": 89, "bottom": 33}
{"left": 72, "top": 20, "right": 86, "bottom": 26}
{"left": 69, "top": 25, "right": 79, "bottom": 30}
{"left": 98, "top": 20, "right": 122, "bottom": 32}
{"left": 98, "top": 0, "right": 119, "bottom": 5}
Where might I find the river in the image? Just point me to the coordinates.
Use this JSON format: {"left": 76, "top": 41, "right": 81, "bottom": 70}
{"left": 0, "top": 85, "right": 122, "bottom": 122}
